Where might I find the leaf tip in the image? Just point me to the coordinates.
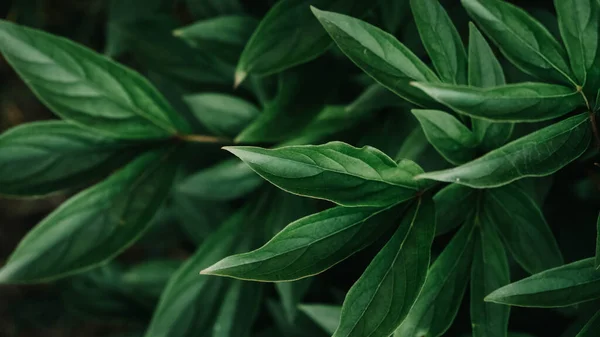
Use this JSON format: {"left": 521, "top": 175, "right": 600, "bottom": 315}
{"left": 234, "top": 71, "right": 247, "bottom": 89}
{"left": 172, "top": 29, "right": 183, "bottom": 37}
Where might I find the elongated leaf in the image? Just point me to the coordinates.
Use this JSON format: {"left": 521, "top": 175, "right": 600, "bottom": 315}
{"left": 412, "top": 82, "right": 583, "bottom": 122}
{"left": 177, "top": 159, "right": 263, "bottom": 201}
{"left": 434, "top": 183, "right": 477, "bottom": 236}
{"left": 410, "top": 0, "right": 467, "bottom": 84}
{"left": 417, "top": 113, "right": 592, "bottom": 188}
{"left": 0, "top": 20, "right": 189, "bottom": 139}
{"left": 555, "top": 0, "right": 600, "bottom": 92}
{"left": 277, "top": 279, "right": 313, "bottom": 323}
{"left": 202, "top": 204, "right": 402, "bottom": 281}
{"left": 312, "top": 7, "right": 441, "bottom": 106}
{"left": 299, "top": 304, "right": 342, "bottom": 335}
{"left": 412, "top": 109, "right": 478, "bottom": 165}
{"left": 468, "top": 23, "right": 513, "bottom": 150}
{"left": 395, "top": 220, "right": 476, "bottom": 337}
{"left": 596, "top": 213, "right": 600, "bottom": 269}
{"left": 0, "top": 121, "right": 141, "bottom": 197}
{"left": 183, "top": 93, "right": 260, "bottom": 138}
{"left": 577, "top": 311, "right": 600, "bottom": 337}
{"left": 225, "top": 141, "right": 424, "bottom": 207}
{"left": 212, "top": 281, "right": 263, "bottom": 337}
{"left": 484, "top": 184, "right": 563, "bottom": 274}
{"left": 235, "top": 0, "right": 373, "bottom": 84}
{"left": 462, "top": 0, "right": 576, "bottom": 86}
{"left": 471, "top": 220, "right": 510, "bottom": 337}
{"left": 0, "top": 148, "right": 179, "bottom": 283}
{"left": 333, "top": 197, "right": 435, "bottom": 337}
{"left": 486, "top": 258, "right": 600, "bottom": 307}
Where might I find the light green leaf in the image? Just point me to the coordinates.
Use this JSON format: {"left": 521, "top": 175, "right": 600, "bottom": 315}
{"left": 0, "top": 121, "right": 140, "bottom": 197}
{"left": 0, "top": 148, "right": 179, "bottom": 283}
{"left": 410, "top": 0, "right": 467, "bottom": 84}
{"left": 395, "top": 219, "right": 476, "bottom": 337}
{"left": 484, "top": 183, "right": 563, "bottom": 274}
{"left": 468, "top": 22, "right": 513, "bottom": 150}
{"left": 311, "top": 7, "right": 441, "bottom": 106}
{"left": 177, "top": 159, "right": 263, "bottom": 201}
{"left": 471, "top": 217, "right": 510, "bottom": 337}
{"left": 417, "top": 113, "right": 592, "bottom": 188}
{"left": 0, "top": 20, "right": 189, "bottom": 139}
{"left": 577, "top": 311, "right": 600, "bottom": 337}
{"left": 412, "top": 82, "right": 583, "bottom": 122}
{"left": 412, "top": 109, "right": 478, "bottom": 165}
{"left": 333, "top": 197, "right": 435, "bottom": 337}
{"left": 434, "top": 183, "right": 477, "bottom": 236}
{"left": 299, "top": 304, "right": 342, "bottom": 335}
{"left": 485, "top": 258, "right": 600, "bottom": 308}
{"left": 202, "top": 204, "right": 402, "bottom": 281}
{"left": 236, "top": 0, "right": 374, "bottom": 83}
{"left": 213, "top": 280, "right": 263, "bottom": 337}
{"left": 555, "top": 0, "right": 600, "bottom": 92}
{"left": 183, "top": 93, "right": 260, "bottom": 138}
{"left": 462, "top": 0, "right": 576, "bottom": 86}
{"left": 225, "top": 141, "right": 424, "bottom": 207}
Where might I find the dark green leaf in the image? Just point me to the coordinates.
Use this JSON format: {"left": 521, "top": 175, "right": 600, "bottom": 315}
{"left": 378, "top": 0, "right": 410, "bottom": 34}
{"left": 183, "top": 93, "right": 260, "bottom": 138}
{"left": 417, "top": 113, "right": 592, "bottom": 188}
{"left": 333, "top": 197, "right": 435, "bottom": 337}
{"left": 0, "top": 121, "right": 140, "bottom": 197}
{"left": 412, "top": 82, "right": 583, "bottom": 122}
{"left": 395, "top": 219, "right": 476, "bottom": 337}
{"left": 276, "top": 279, "right": 313, "bottom": 323}
{"left": 596, "top": 213, "right": 600, "bottom": 269}
{"left": 0, "top": 148, "right": 179, "bottom": 283}
{"left": 311, "top": 7, "right": 441, "bottom": 106}
{"left": 236, "top": 0, "right": 374, "bottom": 84}
{"left": 462, "top": 0, "right": 576, "bottom": 86}
{"left": 434, "top": 183, "right": 477, "bottom": 236}
{"left": 202, "top": 204, "right": 402, "bottom": 281}
{"left": 471, "top": 219, "right": 510, "bottom": 337}
{"left": 577, "top": 311, "right": 600, "bottom": 337}
{"left": 486, "top": 258, "right": 600, "bottom": 307}
{"left": 410, "top": 0, "right": 468, "bottom": 84}
{"left": 225, "top": 141, "right": 424, "bottom": 207}
{"left": 0, "top": 20, "right": 189, "bottom": 139}
{"left": 412, "top": 109, "right": 478, "bottom": 165}
{"left": 213, "top": 281, "right": 263, "bottom": 337}
{"left": 484, "top": 183, "right": 563, "bottom": 274}
{"left": 299, "top": 304, "right": 342, "bottom": 335}
{"left": 187, "top": 0, "right": 244, "bottom": 19}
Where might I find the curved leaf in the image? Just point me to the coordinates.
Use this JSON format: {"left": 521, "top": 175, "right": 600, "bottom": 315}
{"left": 434, "top": 183, "right": 477, "bottom": 236}
{"left": 577, "top": 311, "right": 600, "bottom": 337}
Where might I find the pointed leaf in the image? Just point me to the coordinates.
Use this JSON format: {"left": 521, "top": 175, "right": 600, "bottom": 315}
{"left": 461, "top": 0, "right": 576, "bottom": 85}
{"left": 0, "top": 20, "right": 189, "bottom": 139}
{"left": 417, "top": 113, "right": 592, "bottom": 188}
{"left": 0, "top": 148, "right": 179, "bottom": 283}
{"left": 395, "top": 219, "right": 476, "bottom": 337}
{"left": 202, "top": 204, "right": 402, "bottom": 281}
{"left": 412, "top": 82, "right": 583, "bottom": 122}
{"left": 311, "top": 7, "right": 441, "bottom": 106}
{"left": 412, "top": 109, "right": 478, "bottom": 165}
{"left": 333, "top": 197, "right": 435, "bottom": 337}
{"left": 434, "top": 183, "right": 477, "bottom": 236}
{"left": 410, "top": 0, "right": 467, "bottom": 84}
{"left": 486, "top": 258, "right": 600, "bottom": 307}
{"left": 225, "top": 141, "right": 424, "bottom": 207}
{"left": 299, "top": 304, "right": 342, "bottom": 335}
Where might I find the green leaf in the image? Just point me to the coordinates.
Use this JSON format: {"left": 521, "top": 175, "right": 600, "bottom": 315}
{"left": 434, "top": 183, "right": 477, "bottom": 236}
{"left": 212, "top": 280, "right": 263, "bottom": 337}
{"left": 0, "top": 20, "right": 189, "bottom": 140}
{"left": 410, "top": 0, "right": 468, "bottom": 84}
{"left": 186, "top": 0, "right": 244, "bottom": 19}
{"left": 144, "top": 209, "right": 246, "bottom": 337}
{"left": 411, "top": 82, "right": 583, "bottom": 122}
{"left": 235, "top": 0, "right": 374, "bottom": 84}
{"left": 577, "top": 311, "right": 600, "bottom": 337}
{"left": 225, "top": 141, "right": 424, "bottom": 207}
{"left": 202, "top": 204, "right": 402, "bottom": 281}
{"left": 177, "top": 159, "right": 263, "bottom": 201}
{"left": 596, "top": 212, "right": 600, "bottom": 269}
{"left": 485, "top": 258, "right": 600, "bottom": 308}
{"left": 461, "top": 0, "right": 576, "bottom": 86}
{"left": 377, "top": 0, "right": 410, "bottom": 34}
{"left": 299, "top": 304, "right": 342, "bottom": 335}
{"left": 183, "top": 93, "right": 260, "bottom": 138}
{"left": 395, "top": 219, "right": 476, "bottom": 337}
{"left": 417, "top": 113, "right": 592, "bottom": 188}
{"left": 333, "top": 197, "right": 435, "bottom": 337}
{"left": 555, "top": 0, "right": 600, "bottom": 92}
{"left": 0, "top": 148, "right": 179, "bottom": 283}
{"left": 412, "top": 109, "right": 478, "bottom": 165}
{"left": 483, "top": 183, "right": 563, "bottom": 274}
{"left": 276, "top": 279, "right": 313, "bottom": 323}
{"left": 471, "top": 219, "right": 510, "bottom": 337}
{"left": 468, "top": 22, "right": 514, "bottom": 150}
{"left": 311, "top": 7, "right": 441, "bottom": 106}
{"left": 0, "top": 121, "right": 141, "bottom": 197}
